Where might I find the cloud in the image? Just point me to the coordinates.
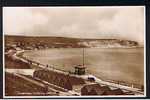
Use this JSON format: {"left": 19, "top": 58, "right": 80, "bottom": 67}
{"left": 3, "top": 6, "right": 144, "bottom": 45}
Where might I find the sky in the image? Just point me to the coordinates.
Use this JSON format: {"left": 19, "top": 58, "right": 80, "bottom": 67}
{"left": 3, "top": 6, "right": 144, "bottom": 45}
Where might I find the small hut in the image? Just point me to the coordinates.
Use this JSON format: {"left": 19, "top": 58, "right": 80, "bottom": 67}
{"left": 74, "top": 65, "right": 86, "bottom": 75}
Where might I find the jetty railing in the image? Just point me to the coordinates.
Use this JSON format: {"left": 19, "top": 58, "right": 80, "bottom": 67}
{"left": 22, "top": 56, "right": 73, "bottom": 74}
{"left": 94, "top": 75, "right": 144, "bottom": 91}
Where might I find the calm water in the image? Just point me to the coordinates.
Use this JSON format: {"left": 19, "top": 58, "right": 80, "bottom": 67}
{"left": 24, "top": 48, "right": 144, "bottom": 85}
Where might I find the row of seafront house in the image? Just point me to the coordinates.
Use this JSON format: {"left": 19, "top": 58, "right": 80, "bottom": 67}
{"left": 5, "top": 41, "right": 144, "bottom": 96}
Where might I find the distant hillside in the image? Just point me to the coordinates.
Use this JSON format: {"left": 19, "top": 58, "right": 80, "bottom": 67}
{"left": 5, "top": 35, "right": 139, "bottom": 49}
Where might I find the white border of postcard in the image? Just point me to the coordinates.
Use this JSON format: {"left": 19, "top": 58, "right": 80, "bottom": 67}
{"left": 3, "top": 6, "right": 146, "bottom": 98}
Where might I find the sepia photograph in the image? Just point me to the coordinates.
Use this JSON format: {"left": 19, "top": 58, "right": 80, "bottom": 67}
{"left": 3, "top": 6, "right": 145, "bottom": 97}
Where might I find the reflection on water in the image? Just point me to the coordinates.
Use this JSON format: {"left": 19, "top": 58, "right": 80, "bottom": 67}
{"left": 24, "top": 48, "right": 144, "bottom": 85}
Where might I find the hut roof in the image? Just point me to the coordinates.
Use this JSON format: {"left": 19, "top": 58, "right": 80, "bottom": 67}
{"left": 74, "top": 65, "right": 86, "bottom": 68}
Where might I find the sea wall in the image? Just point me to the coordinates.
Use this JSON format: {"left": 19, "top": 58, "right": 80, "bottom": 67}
{"left": 33, "top": 69, "right": 85, "bottom": 90}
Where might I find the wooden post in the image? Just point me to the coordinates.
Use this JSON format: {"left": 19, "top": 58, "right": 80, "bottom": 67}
{"left": 83, "top": 48, "right": 84, "bottom": 67}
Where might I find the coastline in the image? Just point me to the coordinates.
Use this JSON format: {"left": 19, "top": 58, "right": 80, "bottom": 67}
{"left": 13, "top": 49, "right": 144, "bottom": 95}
